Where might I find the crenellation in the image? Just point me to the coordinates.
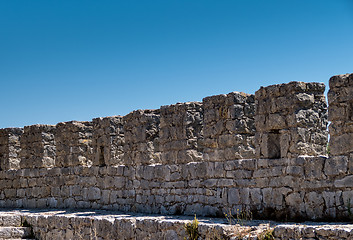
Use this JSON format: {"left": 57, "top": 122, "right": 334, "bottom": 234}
{"left": 19, "top": 124, "right": 56, "bottom": 169}
{"left": 255, "top": 81, "right": 328, "bottom": 159}
{"left": 202, "top": 92, "right": 256, "bottom": 161}
{"left": 123, "top": 109, "right": 161, "bottom": 166}
{"left": 92, "top": 116, "right": 124, "bottom": 167}
{"left": 159, "top": 102, "right": 203, "bottom": 164}
{"left": 0, "top": 128, "right": 23, "bottom": 171}
{"left": 55, "top": 121, "right": 93, "bottom": 167}
{"left": 328, "top": 73, "right": 353, "bottom": 156}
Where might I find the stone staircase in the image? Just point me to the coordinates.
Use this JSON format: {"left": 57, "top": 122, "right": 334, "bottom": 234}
{"left": 0, "top": 215, "right": 35, "bottom": 240}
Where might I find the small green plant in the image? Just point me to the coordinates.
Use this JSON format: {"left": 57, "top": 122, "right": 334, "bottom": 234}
{"left": 184, "top": 215, "right": 200, "bottom": 240}
{"left": 258, "top": 228, "right": 274, "bottom": 240}
{"left": 327, "top": 143, "right": 330, "bottom": 155}
{"left": 224, "top": 207, "right": 252, "bottom": 226}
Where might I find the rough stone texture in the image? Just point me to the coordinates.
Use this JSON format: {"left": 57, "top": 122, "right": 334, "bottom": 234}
{"left": 55, "top": 121, "right": 93, "bottom": 167}
{"left": 202, "top": 92, "right": 255, "bottom": 161}
{"left": 0, "top": 209, "right": 352, "bottom": 240}
{"left": 255, "top": 81, "right": 328, "bottom": 159}
{"left": 273, "top": 223, "right": 353, "bottom": 240}
{"left": 1, "top": 155, "right": 353, "bottom": 221}
{"left": 123, "top": 110, "right": 160, "bottom": 166}
{"left": 0, "top": 128, "right": 23, "bottom": 171}
{"left": 0, "top": 209, "right": 259, "bottom": 240}
{"left": 159, "top": 102, "right": 203, "bottom": 164}
{"left": 19, "top": 125, "right": 56, "bottom": 169}
{"left": 328, "top": 73, "right": 353, "bottom": 156}
{"left": 0, "top": 226, "right": 32, "bottom": 239}
{"left": 92, "top": 116, "right": 124, "bottom": 167}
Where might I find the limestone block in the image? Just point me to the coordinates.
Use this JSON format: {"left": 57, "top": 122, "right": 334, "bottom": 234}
{"left": 285, "top": 192, "right": 305, "bottom": 213}
{"left": 303, "top": 156, "right": 326, "bottom": 179}
{"left": 267, "top": 113, "right": 286, "bottom": 130}
{"left": 92, "top": 116, "right": 124, "bottom": 166}
{"left": 330, "top": 133, "right": 353, "bottom": 156}
{"left": 285, "top": 166, "right": 304, "bottom": 177}
{"left": 324, "top": 156, "right": 348, "bottom": 176}
{"left": 0, "top": 128, "right": 23, "bottom": 170}
{"left": 304, "top": 192, "right": 324, "bottom": 219}
{"left": 20, "top": 124, "right": 56, "bottom": 169}
{"left": 86, "top": 187, "right": 101, "bottom": 201}
{"left": 55, "top": 121, "right": 93, "bottom": 167}
{"left": 328, "top": 104, "right": 347, "bottom": 122}
{"left": 334, "top": 175, "right": 353, "bottom": 188}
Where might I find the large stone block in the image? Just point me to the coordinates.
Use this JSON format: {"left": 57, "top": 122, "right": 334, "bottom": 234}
{"left": 20, "top": 125, "right": 56, "bottom": 169}
{"left": 92, "top": 116, "right": 124, "bottom": 166}
{"left": 55, "top": 121, "right": 93, "bottom": 167}
{"left": 330, "top": 133, "right": 353, "bottom": 156}
{"left": 0, "top": 128, "right": 23, "bottom": 170}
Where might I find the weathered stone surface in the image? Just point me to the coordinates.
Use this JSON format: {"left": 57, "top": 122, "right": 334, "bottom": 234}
{"left": 202, "top": 92, "right": 255, "bottom": 161}
{"left": 273, "top": 223, "right": 353, "bottom": 240}
{"left": 255, "top": 81, "right": 328, "bottom": 158}
{"left": 20, "top": 124, "right": 56, "bottom": 169}
{"left": 160, "top": 102, "right": 203, "bottom": 164}
{"left": 92, "top": 116, "right": 124, "bottom": 166}
{"left": 328, "top": 73, "right": 353, "bottom": 156}
{"left": 55, "top": 121, "right": 93, "bottom": 167}
{"left": 324, "top": 156, "right": 348, "bottom": 176}
{"left": 1, "top": 155, "right": 352, "bottom": 221}
{"left": 0, "top": 226, "right": 32, "bottom": 239}
{"left": 123, "top": 109, "right": 160, "bottom": 165}
{"left": 1, "top": 209, "right": 352, "bottom": 240}
{"left": 0, "top": 128, "right": 23, "bottom": 170}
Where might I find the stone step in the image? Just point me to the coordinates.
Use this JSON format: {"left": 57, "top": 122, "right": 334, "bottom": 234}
{"left": 0, "top": 227, "right": 32, "bottom": 239}
{"left": 0, "top": 216, "right": 21, "bottom": 227}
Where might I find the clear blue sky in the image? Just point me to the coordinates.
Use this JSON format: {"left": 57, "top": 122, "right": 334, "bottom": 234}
{"left": 1, "top": 0, "right": 352, "bottom": 128}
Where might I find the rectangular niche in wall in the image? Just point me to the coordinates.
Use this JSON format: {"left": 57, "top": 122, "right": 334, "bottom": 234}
{"left": 267, "top": 130, "right": 280, "bottom": 159}
{"left": 99, "top": 145, "right": 105, "bottom": 166}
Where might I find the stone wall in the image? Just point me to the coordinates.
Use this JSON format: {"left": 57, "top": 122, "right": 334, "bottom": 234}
{"left": 255, "top": 82, "right": 327, "bottom": 159}
{"left": 0, "top": 128, "right": 23, "bottom": 171}
{"left": 159, "top": 102, "right": 203, "bottom": 164}
{"left": 328, "top": 73, "right": 353, "bottom": 156}
{"left": 55, "top": 121, "right": 93, "bottom": 167}
{"left": 123, "top": 110, "right": 160, "bottom": 166}
{"left": 1, "top": 155, "right": 353, "bottom": 221}
{"left": 92, "top": 116, "right": 124, "bottom": 166}
{"left": 19, "top": 125, "right": 56, "bottom": 169}
{"left": 202, "top": 92, "right": 255, "bottom": 161}
{"left": 3, "top": 74, "right": 353, "bottom": 222}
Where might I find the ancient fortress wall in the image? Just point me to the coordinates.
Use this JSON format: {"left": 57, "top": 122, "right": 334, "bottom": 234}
{"left": 0, "top": 73, "right": 352, "bottom": 221}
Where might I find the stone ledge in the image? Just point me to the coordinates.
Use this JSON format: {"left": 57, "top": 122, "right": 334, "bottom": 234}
{"left": 0, "top": 209, "right": 352, "bottom": 239}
